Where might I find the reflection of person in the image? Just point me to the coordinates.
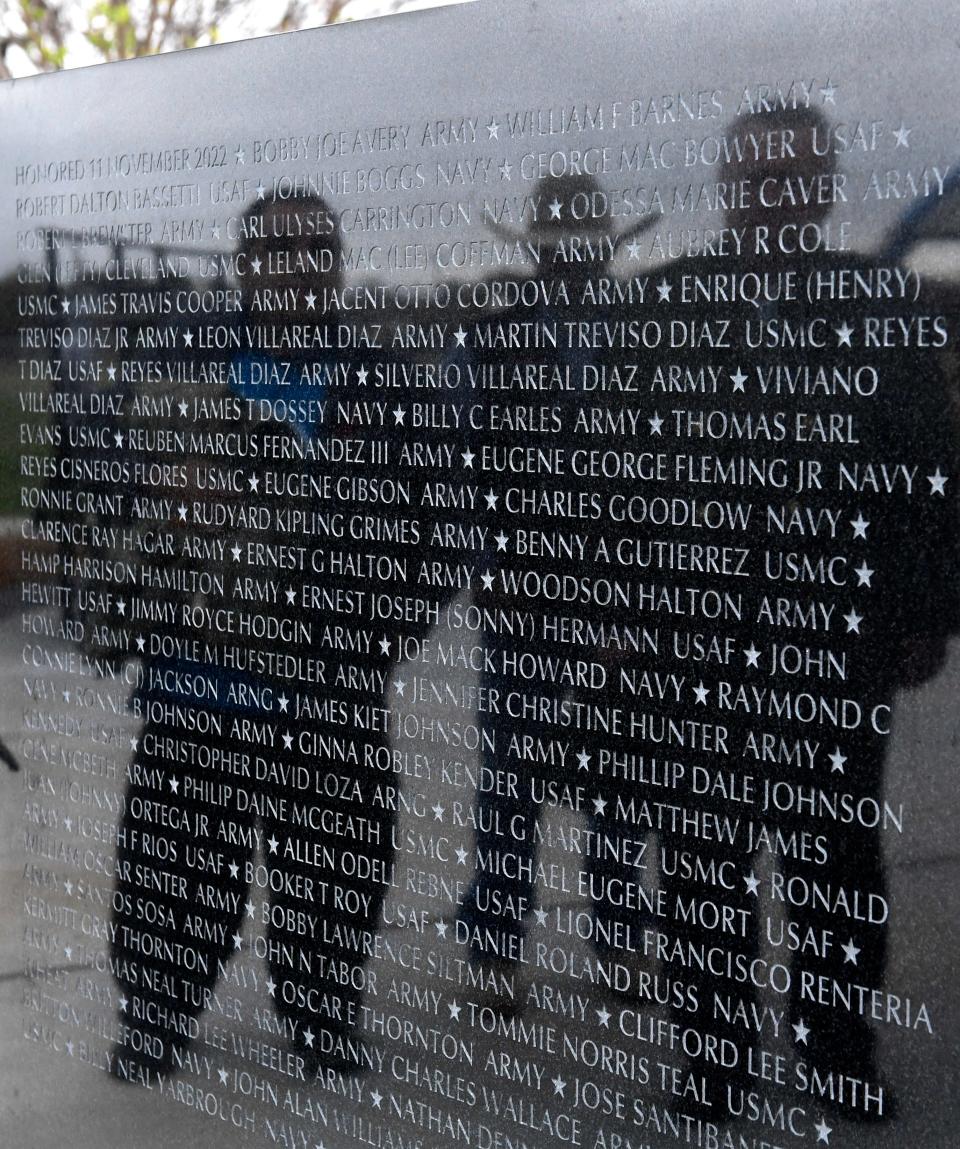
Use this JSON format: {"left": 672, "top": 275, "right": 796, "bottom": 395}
{"left": 456, "top": 174, "right": 661, "bottom": 983}
{"left": 650, "top": 106, "right": 960, "bottom": 1123}
{"left": 108, "top": 192, "right": 399, "bottom": 1081}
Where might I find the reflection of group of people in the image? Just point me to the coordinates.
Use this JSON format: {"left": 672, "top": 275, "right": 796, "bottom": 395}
{"left": 76, "top": 105, "right": 957, "bottom": 1128}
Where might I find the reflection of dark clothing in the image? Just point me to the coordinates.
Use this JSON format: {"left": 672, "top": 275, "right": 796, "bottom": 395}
{"left": 112, "top": 652, "right": 395, "bottom": 1065}
{"left": 650, "top": 251, "right": 960, "bottom": 1109}
{"left": 458, "top": 719, "right": 659, "bottom": 961}
{"left": 458, "top": 293, "right": 652, "bottom": 955}
{"left": 460, "top": 254, "right": 960, "bottom": 1123}
{"left": 107, "top": 316, "right": 462, "bottom": 1068}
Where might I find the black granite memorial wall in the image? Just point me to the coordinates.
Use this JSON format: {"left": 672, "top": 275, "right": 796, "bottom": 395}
{"left": 1, "top": 2, "right": 959, "bottom": 1146}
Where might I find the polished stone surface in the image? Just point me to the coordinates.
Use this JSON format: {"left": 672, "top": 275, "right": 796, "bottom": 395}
{"left": 2, "top": 2, "right": 959, "bottom": 1147}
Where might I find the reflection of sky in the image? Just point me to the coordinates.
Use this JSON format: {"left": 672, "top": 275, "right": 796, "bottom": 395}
{"left": 1, "top": 0, "right": 954, "bottom": 280}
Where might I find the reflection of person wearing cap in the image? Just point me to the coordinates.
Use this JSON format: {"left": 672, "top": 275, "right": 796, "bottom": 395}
{"left": 456, "top": 173, "right": 662, "bottom": 992}
{"left": 108, "top": 192, "right": 406, "bottom": 1081}
{"left": 485, "top": 172, "right": 656, "bottom": 286}
{"left": 648, "top": 106, "right": 960, "bottom": 1125}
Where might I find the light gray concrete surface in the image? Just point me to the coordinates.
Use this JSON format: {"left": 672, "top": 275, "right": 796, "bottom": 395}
{"left": 0, "top": 590, "right": 958, "bottom": 1148}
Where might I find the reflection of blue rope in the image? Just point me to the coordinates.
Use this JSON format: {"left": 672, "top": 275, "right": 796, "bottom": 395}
{"left": 133, "top": 657, "right": 268, "bottom": 717}
{"left": 884, "top": 165, "right": 960, "bottom": 261}
{"left": 229, "top": 352, "right": 330, "bottom": 442}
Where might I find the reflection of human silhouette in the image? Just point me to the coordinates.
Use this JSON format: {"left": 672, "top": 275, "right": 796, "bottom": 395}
{"left": 107, "top": 192, "right": 421, "bottom": 1081}
{"left": 456, "top": 174, "right": 661, "bottom": 979}
{"left": 650, "top": 106, "right": 960, "bottom": 1123}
